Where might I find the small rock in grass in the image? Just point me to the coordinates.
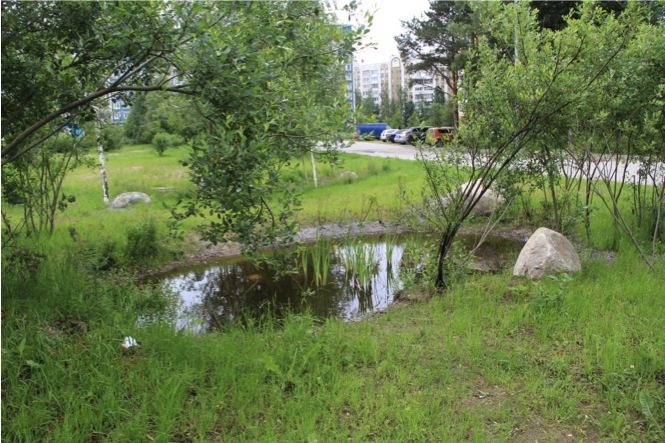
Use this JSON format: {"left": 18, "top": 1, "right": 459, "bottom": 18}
{"left": 339, "top": 171, "right": 358, "bottom": 182}
{"left": 440, "top": 181, "right": 505, "bottom": 216}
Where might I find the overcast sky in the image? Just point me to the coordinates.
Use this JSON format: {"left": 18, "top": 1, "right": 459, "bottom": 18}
{"left": 344, "top": 0, "right": 431, "bottom": 64}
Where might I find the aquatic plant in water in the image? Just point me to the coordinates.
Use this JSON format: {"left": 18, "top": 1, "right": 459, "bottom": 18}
{"left": 337, "top": 239, "right": 379, "bottom": 291}
{"left": 300, "top": 239, "right": 333, "bottom": 286}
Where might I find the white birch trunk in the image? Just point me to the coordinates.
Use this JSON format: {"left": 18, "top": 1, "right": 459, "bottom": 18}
{"left": 94, "top": 105, "right": 111, "bottom": 204}
{"left": 310, "top": 151, "right": 318, "bottom": 188}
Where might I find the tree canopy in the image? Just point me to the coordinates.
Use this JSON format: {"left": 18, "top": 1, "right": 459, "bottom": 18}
{"left": 395, "top": 1, "right": 475, "bottom": 126}
{"left": 1, "top": 1, "right": 363, "bottom": 246}
{"left": 1, "top": 1, "right": 199, "bottom": 163}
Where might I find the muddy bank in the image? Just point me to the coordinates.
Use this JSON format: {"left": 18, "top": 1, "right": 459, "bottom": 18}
{"left": 141, "top": 221, "right": 535, "bottom": 278}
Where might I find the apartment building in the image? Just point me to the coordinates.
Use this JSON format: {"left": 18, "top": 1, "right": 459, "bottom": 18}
{"left": 110, "top": 97, "right": 131, "bottom": 124}
{"left": 353, "top": 61, "right": 389, "bottom": 105}
{"left": 352, "top": 56, "right": 449, "bottom": 109}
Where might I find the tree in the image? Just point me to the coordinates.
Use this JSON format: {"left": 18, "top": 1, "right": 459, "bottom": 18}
{"left": 1, "top": 1, "right": 199, "bottom": 164}
{"left": 169, "top": 1, "right": 362, "bottom": 249}
{"left": 423, "top": 86, "right": 453, "bottom": 127}
{"left": 357, "top": 92, "right": 380, "bottom": 121}
{"left": 532, "top": 0, "right": 579, "bottom": 30}
{"left": 420, "top": 1, "right": 633, "bottom": 289}
{"left": 123, "top": 94, "right": 150, "bottom": 144}
{"left": 396, "top": 1, "right": 475, "bottom": 127}
{"left": 2, "top": 1, "right": 365, "bottom": 245}
{"left": 562, "top": 3, "right": 665, "bottom": 261}
{"left": 124, "top": 92, "right": 204, "bottom": 145}
{"left": 379, "top": 89, "right": 392, "bottom": 122}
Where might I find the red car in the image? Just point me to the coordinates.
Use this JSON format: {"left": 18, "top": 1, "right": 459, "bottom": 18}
{"left": 426, "top": 127, "right": 456, "bottom": 146}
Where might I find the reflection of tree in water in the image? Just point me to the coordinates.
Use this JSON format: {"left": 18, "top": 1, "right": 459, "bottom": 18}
{"left": 190, "top": 259, "right": 372, "bottom": 331}
{"left": 166, "top": 237, "right": 484, "bottom": 331}
{"left": 164, "top": 234, "right": 523, "bottom": 332}
{"left": 186, "top": 250, "right": 396, "bottom": 330}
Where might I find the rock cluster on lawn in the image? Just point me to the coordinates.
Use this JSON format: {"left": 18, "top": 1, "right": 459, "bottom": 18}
{"left": 110, "top": 192, "right": 151, "bottom": 209}
{"left": 441, "top": 181, "right": 505, "bottom": 216}
{"left": 513, "top": 227, "right": 581, "bottom": 279}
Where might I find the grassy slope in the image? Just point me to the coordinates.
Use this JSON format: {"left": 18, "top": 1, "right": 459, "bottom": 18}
{"left": 2, "top": 145, "right": 664, "bottom": 442}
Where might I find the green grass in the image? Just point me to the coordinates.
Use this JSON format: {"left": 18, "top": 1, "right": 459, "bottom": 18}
{"left": 3, "top": 251, "right": 663, "bottom": 442}
{"left": 3, "top": 145, "right": 424, "bottom": 261}
{"left": 2, "top": 143, "right": 664, "bottom": 442}
{"left": 296, "top": 154, "right": 424, "bottom": 223}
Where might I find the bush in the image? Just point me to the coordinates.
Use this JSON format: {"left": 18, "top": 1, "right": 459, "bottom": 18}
{"left": 101, "top": 124, "right": 125, "bottom": 151}
{"left": 2, "top": 246, "right": 47, "bottom": 279}
{"left": 125, "top": 221, "right": 160, "bottom": 264}
{"left": 94, "top": 240, "right": 120, "bottom": 271}
{"left": 151, "top": 132, "right": 184, "bottom": 156}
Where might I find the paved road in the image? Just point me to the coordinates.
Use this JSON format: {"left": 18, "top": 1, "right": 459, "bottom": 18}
{"left": 343, "top": 140, "right": 419, "bottom": 160}
{"left": 342, "top": 140, "right": 664, "bottom": 186}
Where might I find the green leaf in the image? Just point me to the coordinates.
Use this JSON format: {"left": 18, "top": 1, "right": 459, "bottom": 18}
{"left": 17, "top": 337, "right": 26, "bottom": 358}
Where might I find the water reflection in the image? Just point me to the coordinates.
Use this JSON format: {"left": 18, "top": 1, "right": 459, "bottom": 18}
{"left": 158, "top": 234, "right": 521, "bottom": 333}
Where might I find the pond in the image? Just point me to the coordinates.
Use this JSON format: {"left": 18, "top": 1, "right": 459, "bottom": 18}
{"left": 152, "top": 233, "right": 523, "bottom": 333}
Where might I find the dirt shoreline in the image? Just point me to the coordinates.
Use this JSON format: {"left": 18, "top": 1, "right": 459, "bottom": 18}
{"left": 141, "top": 221, "right": 535, "bottom": 278}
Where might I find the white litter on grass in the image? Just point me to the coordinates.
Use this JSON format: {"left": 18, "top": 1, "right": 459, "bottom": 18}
{"left": 122, "top": 336, "right": 138, "bottom": 349}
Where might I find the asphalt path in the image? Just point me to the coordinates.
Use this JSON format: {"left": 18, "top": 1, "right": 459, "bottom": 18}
{"left": 343, "top": 140, "right": 419, "bottom": 160}
{"left": 342, "top": 140, "right": 664, "bottom": 186}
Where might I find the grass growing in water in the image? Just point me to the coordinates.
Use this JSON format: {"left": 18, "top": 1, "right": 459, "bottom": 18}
{"left": 383, "top": 233, "right": 399, "bottom": 276}
{"left": 297, "top": 239, "right": 334, "bottom": 287}
{"left": 337, "top": 239, "right": 379, "bottom": 291}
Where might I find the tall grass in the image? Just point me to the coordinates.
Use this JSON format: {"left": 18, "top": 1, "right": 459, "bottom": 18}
{"left": 384, "top": 233, "right": 399, "bottom": 276}
{"left": 4, "top": 247, "right": 663, "bottom": 442}
{"left": 337, "top": 239, "right": 379, "bottom": 291}
{"left": 296, "top": 239, "right": 334, "bottom": 286}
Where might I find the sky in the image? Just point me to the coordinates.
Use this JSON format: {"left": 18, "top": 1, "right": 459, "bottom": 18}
{"left": 344, "top": 0, "right": 431, "bottom": 64}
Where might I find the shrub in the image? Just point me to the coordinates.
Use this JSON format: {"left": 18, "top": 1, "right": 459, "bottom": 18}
{"left": 101, "top": 124, "right": 125, "bottom": 151}
{"left": 151, "top": 132, "right": 184, "bottom": 156}
{"left": 94, "top": 240, "right": 120, "bottom": 271}
{"left": 125, "top": 221, "right": 160, "bottom": 264}
{"left": 2, "top": 246, "right": 47, "bottom": 279}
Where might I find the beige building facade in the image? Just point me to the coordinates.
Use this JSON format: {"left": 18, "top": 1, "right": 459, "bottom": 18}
{"left": 353, "top": 56, "right": 450, "bottom": 109}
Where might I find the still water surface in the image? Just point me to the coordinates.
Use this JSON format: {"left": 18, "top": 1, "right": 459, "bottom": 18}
{"left": 156, "top": 234, "right": 522, "bottom": 332}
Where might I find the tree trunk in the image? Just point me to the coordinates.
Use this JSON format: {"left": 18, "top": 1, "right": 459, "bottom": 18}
{"left": 310, "top": 151, "right": 318, "bottom": 188}
{"left": 451, "top": 71, "right": 459, "bottom": 128}
{"left": 94, "top": 105, "right": 111, "bottom": 204}
{"left": 435, "top": 225, "right": 459, "bottom": 290}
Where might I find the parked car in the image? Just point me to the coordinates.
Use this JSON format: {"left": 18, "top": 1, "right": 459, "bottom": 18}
{"left": 388, "top": 129, "right": 403, "bottom": 143}
{"left": 382, "top": 128, "right": 399, "bottom": 142}
{"left": 426, "top": 126, "right": 456, "bottom": 146}
{"left": 394, "top": 129, "right": 410, "bottom": 144}
{"left": 356, "top": 123, "right": 391, "bottom": 140}
{"left": 409, "top": 126, "right": 431, "bottom": 144}
{"left": 397, "top": 126, "right": 431, "bottom": 145}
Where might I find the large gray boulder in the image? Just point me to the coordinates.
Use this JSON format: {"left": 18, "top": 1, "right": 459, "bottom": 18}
{"left": 441, "top": 181, "right": 505, "bottom": 216}
{"left": 110, "top": 192, "right": 151, "bottom": 209}
{"left": 513, "top": 227, "right": 581, "bottom": 279}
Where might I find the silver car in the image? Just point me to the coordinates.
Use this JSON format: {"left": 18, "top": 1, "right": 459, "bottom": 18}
{"left": 381, "top": 128, "right": 399, "bottom": 142}
{"left": 379, "top": 129, "right": 390, "bottom": 142}
{"left": 394, "top": 129, "right": 409, "bottom": 144}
